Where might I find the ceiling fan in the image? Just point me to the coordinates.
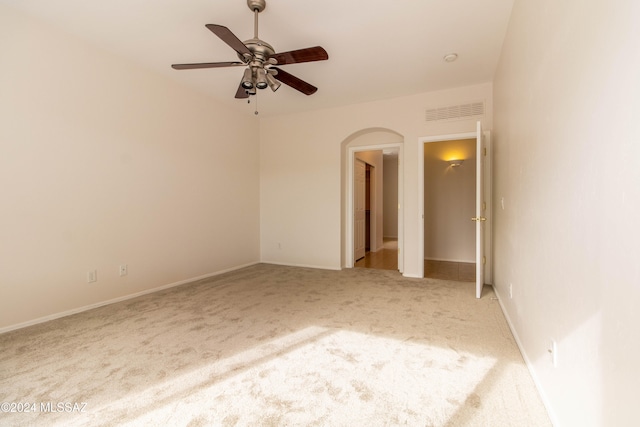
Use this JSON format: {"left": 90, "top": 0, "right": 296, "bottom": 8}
{"left": 171, "top": 0, "right": 328, "bottom": 100}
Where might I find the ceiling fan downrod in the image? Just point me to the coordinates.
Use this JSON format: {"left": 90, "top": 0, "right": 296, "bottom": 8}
{"left": 247, "top": 0, "right": 267, "bottom": 44}
{"left": 248, "top": 0, "right": 266, "bottom": 38}
{"left": 239, "top": 0, "right": 279, "bottom": 96}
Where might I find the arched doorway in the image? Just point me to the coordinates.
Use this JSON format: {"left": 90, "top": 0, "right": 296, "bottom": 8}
{"left": 340, "top": 128, "right": 404, "bottom": 272}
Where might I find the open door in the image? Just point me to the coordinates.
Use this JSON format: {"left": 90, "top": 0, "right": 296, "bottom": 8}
{"left": 354, "top": 158, "right": 366, "bottom": 261}
{"left": 473, "top": 121, "right": 486, "bottom": 298}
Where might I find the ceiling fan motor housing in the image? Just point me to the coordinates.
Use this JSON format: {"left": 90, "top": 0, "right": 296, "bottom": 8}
{"left": 239, "top": 38, "right": 275, "bottom": 64}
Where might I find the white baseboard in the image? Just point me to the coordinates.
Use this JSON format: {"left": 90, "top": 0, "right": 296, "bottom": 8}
{"left": 0, "top": 261, "right": 260, "bottom": 335}
{"left": 493, "top": 287, "right": 559, "bottom": 426}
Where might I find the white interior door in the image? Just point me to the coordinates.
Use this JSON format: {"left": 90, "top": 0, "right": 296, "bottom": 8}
{"left": 474, "top": 121, "right": 485, "bottom": 298}
{"left": 354, "top": 158, "right": 366, "bottom": 261}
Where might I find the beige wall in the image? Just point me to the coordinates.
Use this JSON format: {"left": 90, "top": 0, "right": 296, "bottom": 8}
{"left": 0, "top": 6, "right": 260, "bottom": 330}
{"left": 259, "top": 84, "right": 493, "bottom": 274}
{"left": 424, "top": 139, "right": 476, "bottom": 262}
{"left": 493, "top": 0, "right": 640, "bottom": 425}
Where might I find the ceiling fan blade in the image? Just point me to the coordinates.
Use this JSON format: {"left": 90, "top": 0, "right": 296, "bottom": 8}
{"left": 205, "top": 24, "right": 252, "bottom": 57}
{"left": 270, "top": 46, "right": 328, "bottom": 65}
{"left": 271, "top": 67, "right": 318, "bottom": 95}
{"left": 235, "top": 81, "right": 249, "bottom": 99}
{"left": 172, "top": 61, "right": 245, "bottom": 70}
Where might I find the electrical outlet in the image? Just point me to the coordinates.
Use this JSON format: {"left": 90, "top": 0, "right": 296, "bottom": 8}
{"left": 119, "top": 264, "right": 128, "bottom": 277}
{"left": 548, "top": 340, "right": 558, "bottom": 367}
{"left": 87, "top": 269, "right": 97, "bottom": 283}
{"left": 509, "top": 283, "right": 513, "bottom": 299}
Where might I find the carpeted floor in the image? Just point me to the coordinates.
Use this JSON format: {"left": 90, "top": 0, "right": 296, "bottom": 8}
{"left": 0, "top": 264, "right": 551, "bottom": 426}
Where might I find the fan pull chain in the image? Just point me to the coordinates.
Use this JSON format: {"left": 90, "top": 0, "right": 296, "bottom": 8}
{"left": 254, "top": 92, "right": 259, "bottom": 115}
{"left": 246, "top": 92, "right": 258, "bottom": 115}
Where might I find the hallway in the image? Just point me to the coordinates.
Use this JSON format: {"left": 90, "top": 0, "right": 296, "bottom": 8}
{"left": 354, "top": 239, "right": 398, "bottom": 271}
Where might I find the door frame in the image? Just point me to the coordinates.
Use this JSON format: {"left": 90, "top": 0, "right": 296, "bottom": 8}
{"left": 418, "top": 130, "right": 492, "bottom": 283}
{"left": 346, "top": 143, "right": 404, "bottom": 272}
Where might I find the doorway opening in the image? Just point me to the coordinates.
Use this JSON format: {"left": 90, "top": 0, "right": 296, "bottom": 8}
{"left": 341, "top": 128, "right": 404, "bottom": 273}
{"left": 353, "top": 151, "right": 399, "bottom": 271}
{"left": 418, "top": 125, "right": 492, "bottom": 295}
{"left": 423, "top": 139, "right": 476, "bottom": 281}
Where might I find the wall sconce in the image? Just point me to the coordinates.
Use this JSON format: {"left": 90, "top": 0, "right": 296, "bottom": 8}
{"left": 447, "top": 159, "right": 464, "bottom": 168}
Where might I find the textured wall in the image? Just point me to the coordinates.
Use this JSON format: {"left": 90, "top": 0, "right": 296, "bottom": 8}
{"left": 0, "top": 6, "right": 260, "bottom": 329}
{"left": 493, "top": 0, "right": 640, "bottom": 425}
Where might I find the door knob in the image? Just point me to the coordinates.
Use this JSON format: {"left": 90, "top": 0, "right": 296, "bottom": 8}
{"left": 471, "top": 217, "right": 487, "bottom": 222}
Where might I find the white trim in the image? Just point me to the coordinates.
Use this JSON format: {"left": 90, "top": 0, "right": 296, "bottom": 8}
{"left": 494, "top": 288, "right": 560, "bottom": 426}
{"left": 0, "top": 262, "right": 260, "bottom": 335}
{"left": 346, "top": 143, "right": 404, "bottom": 273}
{"left": 483, "top": 132, "right": 493, "bottom": 284}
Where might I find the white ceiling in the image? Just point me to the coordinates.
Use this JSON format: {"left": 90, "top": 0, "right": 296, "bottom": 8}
{"left": 3, "top": 0, "right": 514, "bottom": 117}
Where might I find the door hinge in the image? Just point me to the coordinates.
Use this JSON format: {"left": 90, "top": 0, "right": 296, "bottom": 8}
{"left": 483, "top": 147, "right": 487, "bottom": 156}
{"left": 482, "top": 201, "right": 486, "bottom": 211}
{"left": 482, "top": 256, "right": 486, "bottom": 265}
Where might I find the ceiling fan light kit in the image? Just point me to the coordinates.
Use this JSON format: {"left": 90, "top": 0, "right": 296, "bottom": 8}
{"left": 241, "top": 68, "right": 254, "bottom": 89}
{"left": 172, "top": 0, "right": 328, "bottom": 102}
{"left": 265, "top": 72, "right": 281, "bottom": 92}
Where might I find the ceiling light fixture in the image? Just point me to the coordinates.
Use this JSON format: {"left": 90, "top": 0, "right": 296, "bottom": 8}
{"left": 265, "top": 72, "right": 281, "bottom": 92}
{"left": 241, "top": 67, "right": 254, "bottom": 89}
{"left": 443, "top": 53, "right": 458, "bottom": 63}
{"left": 240, "top": 66, "right": 281, "bottom": 95}
{"left": 171, "top": 0, "right": 328, "bottom": 101}
{"left": 255, "top": 67, "right": 268, "bottom": 89}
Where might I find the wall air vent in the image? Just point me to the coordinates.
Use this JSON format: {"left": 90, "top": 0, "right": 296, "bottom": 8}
{"left": 425, "top": 101, "right": 485, "bottom": 122}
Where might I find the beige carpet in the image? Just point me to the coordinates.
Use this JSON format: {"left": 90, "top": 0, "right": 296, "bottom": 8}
{"left": 0, "top": 264, "right": 551, "bottom": 426}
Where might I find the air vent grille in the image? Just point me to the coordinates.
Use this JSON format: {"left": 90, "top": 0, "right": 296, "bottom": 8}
{"left": 425, "top": 101, "right": 485, "bottom": 122}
